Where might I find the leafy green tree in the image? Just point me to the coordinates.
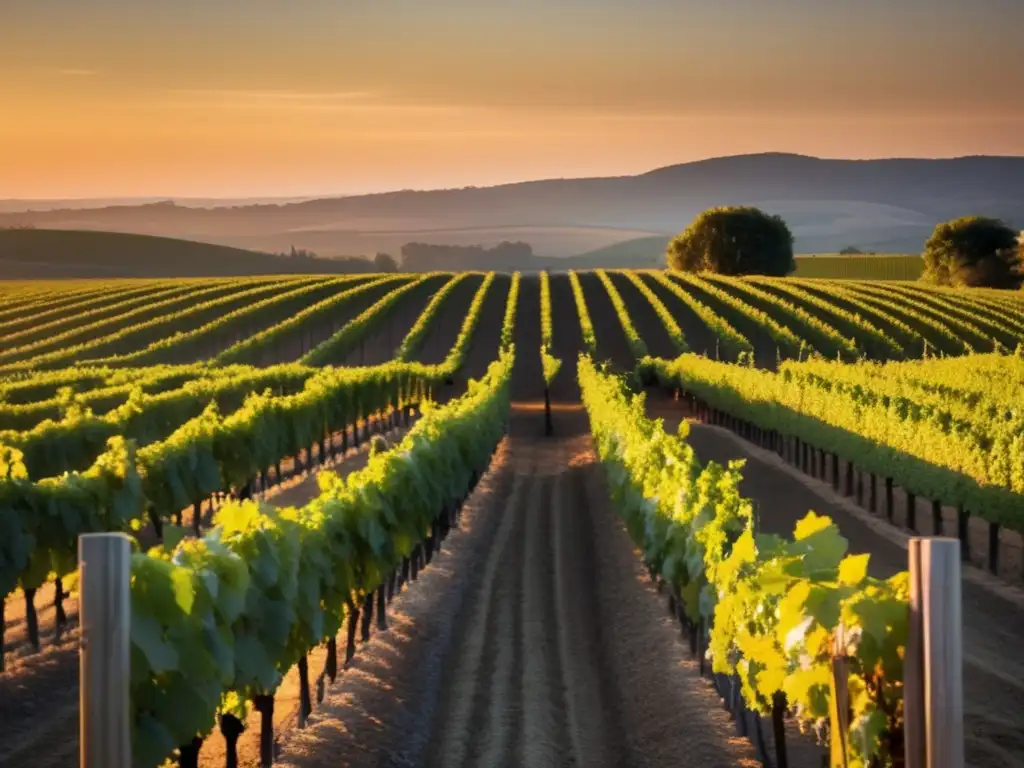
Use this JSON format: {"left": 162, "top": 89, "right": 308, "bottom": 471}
{"left": 1018, "top": 234, "right": 1024, "bottom": 291}
{"left": 373, "top": 252, "right": 399, "bottom": 272}
{"left": 839, "top": 246, "right": 863, "bottom": 255}
{"left": 666, "top": 206, "right": 795, "bottom": 276}
{"left": 921, "top": 216, "right": 1023, "bottom": 288}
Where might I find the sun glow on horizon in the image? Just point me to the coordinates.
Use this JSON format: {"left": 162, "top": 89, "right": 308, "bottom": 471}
{"left": 2, "top": 0, "right": 1022, "bottom": 198}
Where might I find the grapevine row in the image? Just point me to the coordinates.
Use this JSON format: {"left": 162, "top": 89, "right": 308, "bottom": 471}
{"left": 433, "top": 272, "right": 496, "bottom": 375}
{"left": 669, "top": 273, "right": 806, "bottom": 356}
{"left": 745, "top": 277, "right": 903, "bottom": 359}
{"left": 128, "top": 347, "right": 514, "bottom": 767}
{"left": 617, "top": 270, "right": 687, "bottom": 354}
{"left": 799, "top": 351, "right": 1024, "bottom": 417}
{"left": 643, "top": 271, "right": 752, "bottom": 361}
{"left": 0, "top": 282, "right": 126, "bottom": 327}
{"left": 0, "top": 364, "right": 216, "bottom": 416}
{"left": 0, "top": 281, "right": 198, "bottom": 348}
{"left": 704, "top": 275, "right": 857, "bottom": 359}
{"left": 820, "top": 281, "right": 970, "bottom": 356}
{"left": 3, "top": 275, "right": 510, "bottom": 667}
{"left": 2, "top": 272, "right": 502, "bottom": 498}
{"left": 90, "top": 277, "right": 360, "bottom": 367}
{"left": 841, "top": 282, "right": 986, "bottom": 354}
{"left": 1, "top": 278, "right": 326, "bottom": 371}
{"left": 786, "top": 279, "right": 930, "bottom": 357}
{"left": 500, "top": 272, "right": 521, "bottom": 352}
{"left": 1, "top": 366, "right": 316, "bottom": 480}
{"left": 779, "top": 360, "right": 1024, "bottom": 456}
{"left": 578, "top": 353, "right": 908, "bottom": 768}
{"left": 301, "top": 275, "right": 444, "bottom": 366}
{"left": 540, "top": 271, "right": 561, "bottom": 385}
{"left": 859, "top": 282, "right": 1024, "bottom": 350}
{"left": 643, "top": 354, "right": 1024, "bottom": 528}
{"left": 781, "top": 356, "right": 1024, "bottom": 424}
{"left": 0, "top": 279, "right": 258, "bottom": 365}
{"left": 897, "top": 282, "right": 1024, "bottom": 334}
{"left": 393, "top": 273, "right": 470, "bottom": 361}
{"left": 594, "top": 268, "right": 648, "bottom": 359}
{"left": 897, "top": 352, "right": 1024, "bottom": 406}
{"left": 214, "top": 275, "right": 411, "bottom": 366}
{"left": 568, "top": 270, "right": 597, "bottom": 354}
{"left": 1, "top": 361, "right": 440, "bottom": 665}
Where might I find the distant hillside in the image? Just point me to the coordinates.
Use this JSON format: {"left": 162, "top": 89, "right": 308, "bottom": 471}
{"left": 563, "top": 236, "right": 671, "bottom": 268}
{"left": 2, "top": 154, "right": 1023, "bottom": 258}
{"left": 0, "top": 229, "right": 377, "bottom": 278}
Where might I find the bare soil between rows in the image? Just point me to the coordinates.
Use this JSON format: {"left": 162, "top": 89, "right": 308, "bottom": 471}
{"left": 271, "top": 405, "right": 760, "bottom": 768}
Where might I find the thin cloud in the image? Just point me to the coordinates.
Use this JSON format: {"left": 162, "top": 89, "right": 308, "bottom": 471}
{"left": 168, "top": 88, "right": 376, "bottom": 102}
{"left": 57, "top": 69, "right": 98, "bottom": 76}
{"left": 160, "top": 88, "right": 467, "bottom": 115}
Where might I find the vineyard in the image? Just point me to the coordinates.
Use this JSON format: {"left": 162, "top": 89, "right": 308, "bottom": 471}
{"left": 2, "top": 271, "right": 1023, "bottom": 768}
{"left": 793, "top": 254, "right": 925, "bottom": 281}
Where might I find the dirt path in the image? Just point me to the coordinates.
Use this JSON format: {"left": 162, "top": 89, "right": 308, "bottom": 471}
{"left": 272, "top": 405, "right": 759, "bottom": 768}
{"left": 549, "top": 273, "right": 584, "bottom": 402}
{"left": 412, "top": 272, "right": 508, "bottom": 407}
{"left": 510, "top": 276, "right": 543, "bottom": 401}
{"left": 461, "top": 274, "right": 509, "bottom": 383}
{"left": 664, "top": 275, "right": 780, "bottom": 368}
{"left": 269, "top": 278, "right": 400, "bottom": 364}
{"left": 340, "top": 277, "right": 447, "bottom": 367}
{"left": 646, "top": 396, "right": 1024, "bottom": 768}
{"left": 577, "top": 271, "right": 635, "bottom": 372}
{"left": 609, "top": 271, "right": 678, "bottom": 359}
{"left": 638, "top": 272, "right": 717, "bottom": 357}
{"left": 413, "top": 274, "right": 485, "bottom": 366}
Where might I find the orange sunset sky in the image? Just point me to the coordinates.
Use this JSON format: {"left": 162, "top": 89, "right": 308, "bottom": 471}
{"left": 2, "top": 0, "right": 1023, "bottom": 199}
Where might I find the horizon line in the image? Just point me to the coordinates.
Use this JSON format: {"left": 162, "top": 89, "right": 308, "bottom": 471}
{"left": 3, "top": 150, "right": 1023, "bottom": 205}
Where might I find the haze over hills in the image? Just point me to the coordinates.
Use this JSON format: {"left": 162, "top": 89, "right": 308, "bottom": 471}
{"left": 0, "top": 196, "right": 323, "bottom": 214}
{"left": 2, "top": 153, "right": 1023, "bottom": 261}
{"left": 0, "top": 229, "right": 378, "bottom": 279}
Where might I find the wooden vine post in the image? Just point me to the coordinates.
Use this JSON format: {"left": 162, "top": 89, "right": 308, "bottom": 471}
{"left": 905, "top": 537, "right": 964, "bottom": 768}
{"left": 829, "top": 623, "right": 851, "bottom": 768}
{"left": 79, "top": 533, "right": 132, "bottom": 768}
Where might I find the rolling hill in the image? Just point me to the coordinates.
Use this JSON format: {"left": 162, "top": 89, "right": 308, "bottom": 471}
{"left": 2, "top": 153, "right": 1023, "bottom": 261}
{"left": 0, "top": 229, "right": 378, "bottom": 278}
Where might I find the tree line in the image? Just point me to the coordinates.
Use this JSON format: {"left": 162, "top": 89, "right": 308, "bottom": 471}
{"left": 666, "top": 206, "right": 1024, "bottom": 289}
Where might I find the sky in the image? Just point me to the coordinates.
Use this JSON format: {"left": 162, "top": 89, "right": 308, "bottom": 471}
{"left": 1, "top": 0, "right": 1023, "bottom": 199}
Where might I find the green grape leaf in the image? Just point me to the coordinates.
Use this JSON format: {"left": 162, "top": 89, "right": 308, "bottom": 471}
{"left": 170, "top": 566, "right": 196, "bottom": 615}
{"left": 838, "top": 554, "right": 870, "bottom": 586}
{"left": 162, "top": 524, "right": 188, "bottom": 553}
{"left": 797, "top": 525, "right": 848, "bottom": 575}
{"left": 793, "top": 511, "right": 833, "bottom": 540}
{"left": 131, "top": 612, "right": 179, "bottom": 673}
{"left": 133, "top": 714, "right": 178, "bottom": 768}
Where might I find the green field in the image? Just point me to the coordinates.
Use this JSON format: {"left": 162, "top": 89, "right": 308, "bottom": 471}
{"left": 793, "top": 253, "right": 924, "bottom": 279}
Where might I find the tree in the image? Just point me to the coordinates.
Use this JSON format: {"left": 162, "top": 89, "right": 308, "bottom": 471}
{"left": 666, "top": 206, "right": 795, "bottom": 276}
{"left": 373, "top": 252, "right": 398, "bottom": 272}
{"left": 921, "top": 216, "right": 1023, "bottom": 289}
{"left": 283, "top": 245, "right": 318, "bottom": 260}
{"left": 1014, "top": 231, "right": 1024, "bottom": 292}
{"left": 839, "top": 246, "right": 863, "bottom": 255}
